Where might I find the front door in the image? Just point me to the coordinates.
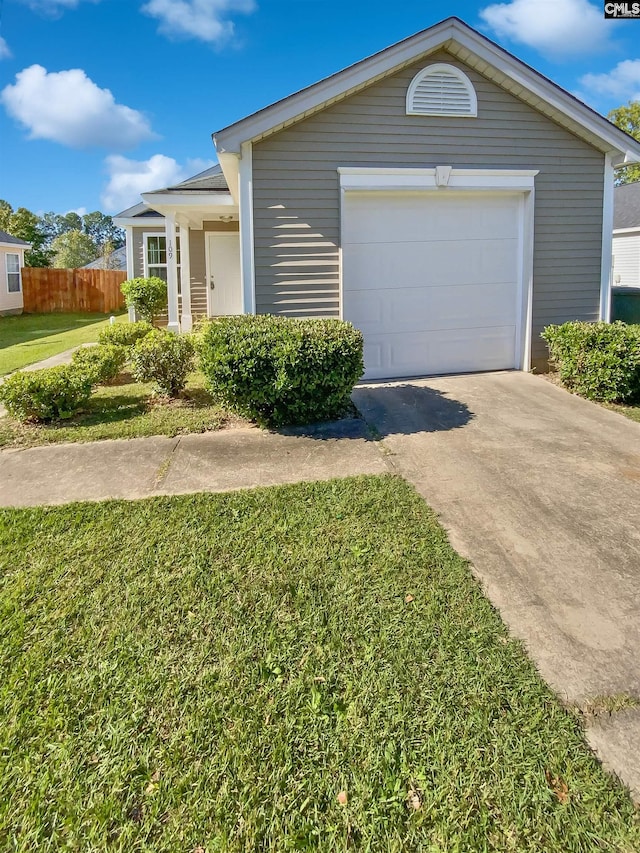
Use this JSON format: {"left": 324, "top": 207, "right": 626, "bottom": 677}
{"left": 205, "top": 232, "right": 242, "bottom": 316}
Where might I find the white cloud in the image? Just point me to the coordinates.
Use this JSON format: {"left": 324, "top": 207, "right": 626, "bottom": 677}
{"left": 579, "top": 60, "right": 640, "bottom": 104}
{"left": 141, "top": 0, "right": 256, "bottom": 44}
{"left": 479, "top": 0, "right": 614, "bottom": 58}
{"left": 19, "top": 0, "right": 99, "bottom": 15}
{"left": 1, "top": 65, "right": 156, "bottom": 148}
{"left": 102, "top": 154, "right": 215, "bottom": 212}
{"left": 0, "top": 37, "right": 11, "bottom": 60}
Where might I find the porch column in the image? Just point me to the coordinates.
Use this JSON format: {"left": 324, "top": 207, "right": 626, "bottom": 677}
{"left": 165, "top": 211, "right": 180, "bottom": 333}
{"left": 179, "top": 225, "right": 192, "bottom": 332}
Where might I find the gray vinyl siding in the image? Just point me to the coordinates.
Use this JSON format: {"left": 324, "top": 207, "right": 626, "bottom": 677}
{"left": 132, "top": 226, "right": 164, "bottom": 278}
{"left": 251, "top": 49, "right": 605, "bottom": 366}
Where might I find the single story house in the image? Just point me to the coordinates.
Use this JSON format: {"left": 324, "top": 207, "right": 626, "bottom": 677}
{"left": 612, "top": 181, "right": 640, "bottom": 289}
{"left": 0, "top": 230, "right": 30, "bottom": 316}
{"left": 114, "top": 16, "right": 640, "bottom": 380}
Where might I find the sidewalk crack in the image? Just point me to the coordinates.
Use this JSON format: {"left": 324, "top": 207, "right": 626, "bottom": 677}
{"left": 153, "top": 437, "right": 181, "bottom": 490}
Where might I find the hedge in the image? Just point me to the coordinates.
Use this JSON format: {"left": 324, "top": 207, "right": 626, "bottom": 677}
{"left": 542, "top": 321, "right": 640, "bottom": 402}
{"left": 97, "top": 321, "right": 154, "bottom": 352}
{"left": 0, "top": 365, "right": 93, "bottom": 422}
{"left": 71, "top": 344, "right": 127, "bottom": 385}
{"left": 131, "top": 329, "right": 195, "bottom": 397}
{"left": 197, "top": 315, "right": 364, "bottom": 426}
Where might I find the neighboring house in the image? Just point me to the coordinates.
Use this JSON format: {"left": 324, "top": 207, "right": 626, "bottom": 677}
{"left": 82, "top": 245, "right": 127, "bottom": 271}
{"left": 0, "top": 230, "right": 30, "bottom": 316}
{"left": 114, "top": 17, "right": 640, "bottom": 380}
{"left": 612, "top": 181, "right": 640, "bottom": 289}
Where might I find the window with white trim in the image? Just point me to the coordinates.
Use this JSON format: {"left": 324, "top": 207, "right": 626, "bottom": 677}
{"left": 6, "top": 253, "right": 21, "bottom": 293}
{"left": 406, "top": 63, "right": 477, "bottom": 117}
{"left": 143, "top": 233, "right": 181, "bottom": 290}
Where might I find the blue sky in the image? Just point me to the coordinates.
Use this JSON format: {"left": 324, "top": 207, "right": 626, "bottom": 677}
{"left": 1, "top": 0, "right": 639, "bottom": 217}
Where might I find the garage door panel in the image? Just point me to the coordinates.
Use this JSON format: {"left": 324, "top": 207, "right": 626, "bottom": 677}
{"left": 363, "top": 328, "right": 517, "bottom": 380}
{"left": 342, "top": 192, "right": 521, "bottom": 245}
{"left": 342, "top": 190, "right": 523, "bottom": 379}
{"left": 344, "top": 281, "right": 517, "bottom": 334}
{"left": 344, "top": 238, "right": 519, "bottom": 290}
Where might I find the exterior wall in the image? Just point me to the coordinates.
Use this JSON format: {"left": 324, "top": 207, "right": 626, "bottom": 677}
{"left": 131, "top": 225, "right": 165, "bottom": 278}
{"left": 0, "top": 246, "right": 25, "bottom": 315}
{"left": 251, "top": 49, "right": 605, "bottom": 367}
{"left": 612, "top": 232, "right": 640, "bottom": 288}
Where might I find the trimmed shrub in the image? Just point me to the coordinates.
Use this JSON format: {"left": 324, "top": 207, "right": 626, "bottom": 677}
{"left": 0, "top": 365, "right": 92, "bottom": 422}
{"left": 197, "top": 315, "right": 364, "bottom": 426}
{"left": 131, "top": 329, "right": 195, "bottom": 397}
{"left": 542, "top": 321, "right": 640, "bottom": 402}
{"left": 98, "top": 320, "right": 154, "bottom": 351}
{"left": 71, "top": 344, "right": 127, "bottom": 385}
{"left": 120, "top": 277, "right": 167, "bottom": 322}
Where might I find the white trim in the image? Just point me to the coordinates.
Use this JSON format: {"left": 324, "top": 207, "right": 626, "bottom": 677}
{"left": 600, "top": 153, "right": 615, "bottom": 322}
{"left": 238, "top": 141, "right": 256, "bottom": 314}
{"left": 338, "top": 166, "right": 538, "bottom": 192}
{"left": 114, "top": 217, "right": 164, "bottom": 228}
{"left": 339, "top": 166, "right": 536, "bottom": 373}
{"left": 179, "top": 226, "right": 192, "bottom": 332}
{"left": 406, "top": 62, "right": 477, "bottom": 117}
{"left": 0, "top": 242, "right": 30, "bottom": 251}
{"left": 613, "top": 226, "right": 640, "bottom": 236}
{"left": 141, "top": 192, "right": 234, "bottom": 208}
{"left": 214, "top": 18, "right": 640, "bottom": 163}
{"left": 125, "top": 226, "right": 135, "bottom": 279}
{"left": 5, "top": 251, "right": 22, "bottom": 294}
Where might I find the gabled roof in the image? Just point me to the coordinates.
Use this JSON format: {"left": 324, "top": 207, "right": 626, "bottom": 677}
{"left": 150, "top": 164, "right": 228, "bottom": 194}
{"left": 614, "top": 181, "right": 640, "bottom": 230}
{"left": 213, "top": 17, "right": 640, "bottom": 167}
{"left": 0, "top": 229, "right": 30, "bottom": 247}
{"left": 114, "top": 201, "right": 163, "bottom": 220}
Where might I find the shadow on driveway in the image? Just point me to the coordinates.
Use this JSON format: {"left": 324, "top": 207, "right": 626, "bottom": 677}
{"left": 277, "top": 382, "right": 474, "bottom": 440}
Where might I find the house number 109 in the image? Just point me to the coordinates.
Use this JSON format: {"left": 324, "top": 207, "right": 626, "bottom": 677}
{"left": 167, "top": 240, "right": 174, "bottom": 260}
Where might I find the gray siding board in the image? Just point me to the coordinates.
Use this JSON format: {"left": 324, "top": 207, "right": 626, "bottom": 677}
{"left": 252, "top": 49, "right": 604, "bottom": 364}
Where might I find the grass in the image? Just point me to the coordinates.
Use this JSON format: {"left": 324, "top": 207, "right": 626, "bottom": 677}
{"left": 0, "top": 475, "right": 638, "bottom": 852}
{"left": 603, "top": 401, "right": 640, "bottom": 423}
{"left": 0, "top": 371, "right": 237, "bottom": 447}
{"left": 0, "top": 311, "right": 127, "bottom": 375}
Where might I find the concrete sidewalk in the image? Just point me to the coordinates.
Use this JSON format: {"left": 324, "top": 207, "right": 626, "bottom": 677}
{"left": 0, "top": 420, "right": 388, "bottom": 507}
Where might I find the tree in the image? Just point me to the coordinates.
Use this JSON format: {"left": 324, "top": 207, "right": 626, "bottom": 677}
{"left": 7, "top": 207, "right": 53, "bottom": 267}
{"left": 0, "top": 199, "right": 12, "bottom": 232}
{"left": 51, "top": 230, "right": 99, "bottom": 268}
{"left": 82, "top": 211, "right": 124, "bottom": 250}
{"left": 608, "top": 101, "right": 640, "bottom": 185}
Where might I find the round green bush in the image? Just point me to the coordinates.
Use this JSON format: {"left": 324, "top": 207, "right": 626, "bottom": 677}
{"left": 0, "top": 365, "right": 93, "bottom": 422}
{"left": 131, "top": 329, "right": 195, "bottom": 397}
{"left": 197, "top": 315, "right": 364, "bottom": 426}
{"left": 98, "top": 321, "right": 154, "bottom": 351}
{"left": 120, "top": 277, "right": 167, "bottom": 322}
{"left": 542, "top": 321, "right": 640, "bottom": 402}
{"left": 71, "top": 344, "right": 127, "bottom": 386}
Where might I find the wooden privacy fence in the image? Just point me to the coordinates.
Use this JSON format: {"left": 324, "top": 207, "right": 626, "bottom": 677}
{"left": 22, "top": 268, "right": 127, "bottom": 314}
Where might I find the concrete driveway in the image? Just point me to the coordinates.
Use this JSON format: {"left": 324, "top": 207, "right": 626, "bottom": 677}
{"left": 352, "top": 371, "right": 640, "bottom": 798}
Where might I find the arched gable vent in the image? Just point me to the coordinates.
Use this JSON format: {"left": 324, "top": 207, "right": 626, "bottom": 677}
{"left": 406, "top": 63, "right": 477, "bottom": 117}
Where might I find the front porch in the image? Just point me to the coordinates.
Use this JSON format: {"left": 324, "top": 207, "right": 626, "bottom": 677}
{"left": 115, "top": 165, "right": 243, "bottom": 332}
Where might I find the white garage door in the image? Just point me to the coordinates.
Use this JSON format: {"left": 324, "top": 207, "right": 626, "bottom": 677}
{"left": 342, "top": 191, "right": 523, "bottom": 380}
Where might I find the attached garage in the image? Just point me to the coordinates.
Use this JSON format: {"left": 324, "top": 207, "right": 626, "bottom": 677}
{"left": 340, "top": 169, "right": 535, "bottom": 380}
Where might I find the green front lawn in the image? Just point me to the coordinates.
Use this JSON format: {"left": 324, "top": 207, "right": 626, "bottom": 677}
{"left": 0, "top": 371, "right": 237, "bottom": 447}
{"left": 1, "top": 476, "right": 637, "bottom": 852}
{"left": 0, "top": 312, "right": 127, "bottom": 375}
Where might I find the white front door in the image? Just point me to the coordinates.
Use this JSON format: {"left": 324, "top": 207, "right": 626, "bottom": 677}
{"left": 205, "top": 232, "right": 243, "bottom": 316}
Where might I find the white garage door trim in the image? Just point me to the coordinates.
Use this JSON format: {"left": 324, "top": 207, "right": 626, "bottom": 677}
{"left": 338, "top": 167, "right": 537, "bottom": 376}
